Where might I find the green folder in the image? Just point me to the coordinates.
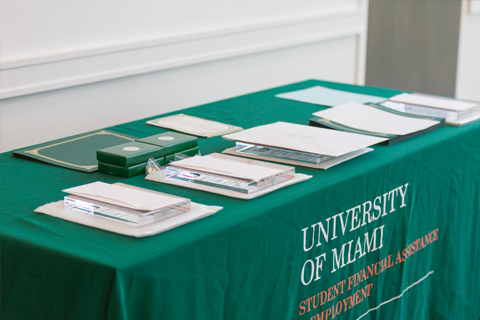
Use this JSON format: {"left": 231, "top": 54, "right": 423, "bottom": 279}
{"left": 13, "top": 130, "right": 137, "bottom": 173}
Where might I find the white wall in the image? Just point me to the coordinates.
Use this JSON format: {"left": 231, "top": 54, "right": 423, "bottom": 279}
{"left": 0, "top": 0, "right": 369, "bottom": 152}
{"left": 456, "top": 0, "right": 480, "bottom": 101}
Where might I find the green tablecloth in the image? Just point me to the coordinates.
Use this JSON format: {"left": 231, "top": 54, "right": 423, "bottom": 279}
{"left": 1, "top": 80, "right": 479, "bottom": 320}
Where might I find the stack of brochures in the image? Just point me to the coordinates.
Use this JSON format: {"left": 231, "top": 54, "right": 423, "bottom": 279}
{"left": 384, "top": 93, "right": 480, "bottom": 126}
{"left": 309, "top": 102, "right": 445, "bottom": 145}
{"left": 222, "top": 122, "right": 386, "bottom": 169}
{"left": 163, "top": 153, "right": 295, "bottom": 194}
{"left": 63, "top": 182, "right": 191, "bottom": 226}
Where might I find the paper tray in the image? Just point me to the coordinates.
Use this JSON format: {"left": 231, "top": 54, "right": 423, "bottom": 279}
{"left": 35, "top": 201, "right": 222, "bottom": 237}
{"left": 221, "top": 147, "right": 373, "bottom": 169}
{"left": 146, "top": 171, "right": 312, "bottom": 199}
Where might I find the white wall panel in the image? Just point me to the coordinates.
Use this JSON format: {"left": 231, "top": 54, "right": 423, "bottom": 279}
{"left": 1, "top": 1, "right": 359, "bottom": 63}
{"left": 0, "top": 0, "right": 368, "bottom": 152}
{"left": 456, "top": 0, "right": 480, "bottom": 101}
{"left": 0, "top": 36, "right": 358, "bottom": 152}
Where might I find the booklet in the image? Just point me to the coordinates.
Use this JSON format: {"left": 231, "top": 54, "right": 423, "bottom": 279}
{"left": 309, "top": 102, "right": 445, "bottom": 145}
{"left": 222, "top": 122, "right": 386, "bottom": 167}
{"left": 275, "top": 86, "right": 386, "bottom": 107}
{"left": 147, "top": 114, "right": 243, "bottom": 138}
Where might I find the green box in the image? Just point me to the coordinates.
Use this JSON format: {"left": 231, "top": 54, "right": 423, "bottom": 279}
{"left": 97, "top": 141, "right": 164, "bottom": 167}
{"left": 165, "top": 147, "right": 199, "bottom": 164}
{"left": 137, "top": 132, "right": 198, "bottom": 155}
{"left": 98, "top": 157, "right": 165, "bottom": 178}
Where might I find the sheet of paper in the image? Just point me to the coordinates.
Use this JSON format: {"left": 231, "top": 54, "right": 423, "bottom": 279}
{"left": 275, "top": 86, "right": 386, "bottom": 107}
{"left": 63, "top": 182, "right": 185, "bottom": 211}
{"left": 147, "top": 114, "right": 243, "bottom": 138}
{"left": 389, "top": 93, "right": 478, "bottom": 111}
{"left": 312, "top": 102, "right": 440, "bottom": 135}
{"left": 35, "top": 201, "right": 221, "bottom": 237}
{"left": 223, "top": 122, "right": 386, "bottom": 157}
{"left": 170, "top": 153, "right": 290, "bottom": 182}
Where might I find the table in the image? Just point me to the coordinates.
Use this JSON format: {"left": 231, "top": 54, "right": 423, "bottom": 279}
{"left": 1, "top": 80, "right": 480, "bottom": 320}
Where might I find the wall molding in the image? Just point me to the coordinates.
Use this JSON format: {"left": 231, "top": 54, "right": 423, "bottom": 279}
{"left": 1, "top": 7, "right": 366, "bottom": 100}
